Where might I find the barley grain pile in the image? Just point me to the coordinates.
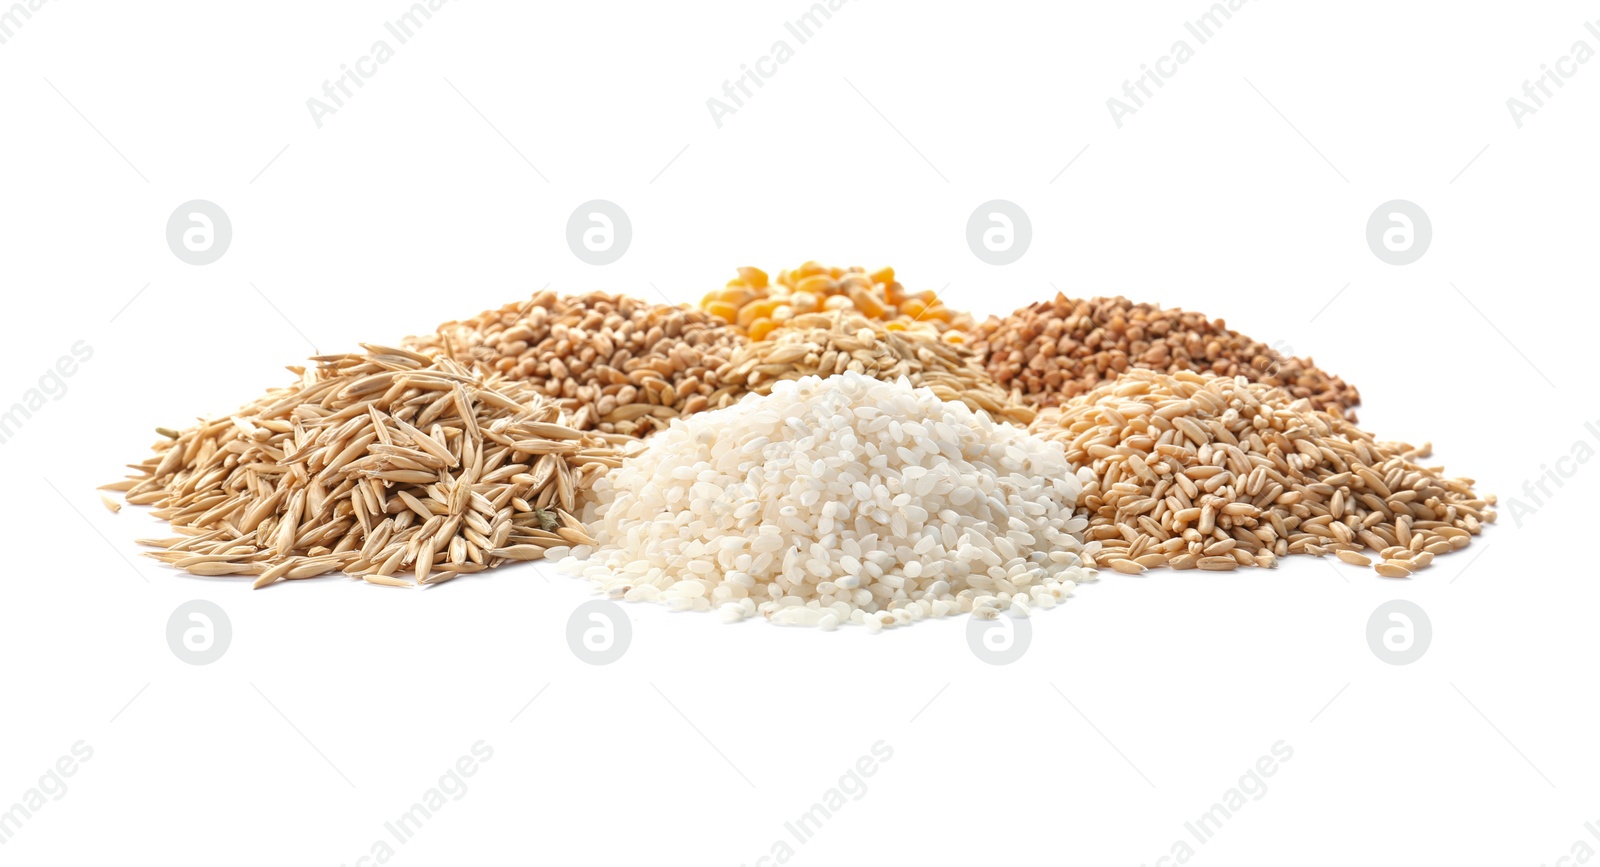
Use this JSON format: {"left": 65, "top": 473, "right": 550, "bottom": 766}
{"left": 559, "top": 371, "right": 1096, "bottom": 630}
{"left": 700, "top": 261, "right": 973, "bottom": 342}
{"left": 108, "top": 346, "right": 625, "bottom": 589}
{"left": 1032, "top": 369, "right": 1493, "bottom": 577}
{"left": 975, "top": 294, "right": 1361, "bottom": 417}
{"left": 722, "top": 310, "right": 1034, "bottom": 426}
{"left": 404, "top": 290, "right": 745, "bottom": 436}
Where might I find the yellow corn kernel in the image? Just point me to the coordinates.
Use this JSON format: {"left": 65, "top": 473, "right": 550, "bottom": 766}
{"left": 795, "top": 274, "right": 834, "bottom": 296}
{"left": 837, "top": 274, "right": 872, "bottom": 295}
{"left": 704, "top": 301, "right": 739, "bottom": 322}
{"left": 795, "top": 260, "right": 825, "bottom": 279}
{"left": 921, "top": 300, "right": 953, "bottom": 324}
{"left": 899, "top": 297, "right": 927, "bottom": 320}
{"left": 869, "top": 266, "right": 895, "bottom": 285}
{"left": 748, "top": 317, "right": 779, "bottom": 340}
{"left": 849, "top": 286, "right": 886, "bottom": 318}
{"left": 736, "top": 266, "right": 769, "bottom": 289}
{"left": 737, "top": 298, "right": 784, "bottom": 327}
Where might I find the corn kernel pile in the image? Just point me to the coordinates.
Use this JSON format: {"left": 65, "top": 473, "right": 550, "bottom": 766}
{"left": 699, "top": 261, "right": 972, "bottom": 343}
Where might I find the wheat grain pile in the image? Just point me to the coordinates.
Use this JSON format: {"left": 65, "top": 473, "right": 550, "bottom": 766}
{"left": 1032, "top": 369, "right": 1492, "bottom": 576}
{"left": 404, "top": 289, "right": 746, "bottom": 436}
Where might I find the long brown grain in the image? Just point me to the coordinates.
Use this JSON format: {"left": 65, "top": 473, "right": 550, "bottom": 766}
{"left": 721, "top": 310, "right": 1034, "bottom": 426}
{"left": 110, "top": 345, "right": 628, "bottom": 589}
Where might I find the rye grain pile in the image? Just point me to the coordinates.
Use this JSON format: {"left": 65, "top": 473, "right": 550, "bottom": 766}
{"left": 109, "top": 346, "right": 625, "bottom": 589}
{"left": 975, "top": 294, "right": 1360, "bottom": 417}
{"left": 560, "top": 372, "right": 1096, "bottom": 629}
{"left": 404, "top": 290, "right": 745, "bottom": 437}
{"left": 723, "top": 310, "right": 1034, "bottom": 426}
{"left": 1032, "top": 369, "right": 1493, "bottom": 576}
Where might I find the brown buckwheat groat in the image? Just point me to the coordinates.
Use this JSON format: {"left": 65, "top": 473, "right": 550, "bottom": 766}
{"left": 974, "top": 294, "right": 1360, "bottom": 418}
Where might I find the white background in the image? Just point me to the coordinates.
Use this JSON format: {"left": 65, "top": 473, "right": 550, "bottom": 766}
{"left": 1, "top": 1, "right": 1596, "bottom": 864}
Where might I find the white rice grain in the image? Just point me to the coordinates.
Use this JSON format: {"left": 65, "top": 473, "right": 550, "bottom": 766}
{"left": 559, "top": 372, "right": 1097, "bottom": 629}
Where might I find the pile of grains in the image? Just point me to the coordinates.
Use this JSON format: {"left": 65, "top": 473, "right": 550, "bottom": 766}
{"left": 1032, "top": 369, "right": 1493, "bottom": 577}
{"left": 975, "top": 294, "right": 1361, "bottom": 418}
{"left": 558, "top": 371, "right": 1096, "bottom": 630}
{"left": 106, "top": 346, "right": 624, "bottom": 589}
{"left": 700, "top": 261, "right": 973, "bottom": 342}
{"left": 404, "top": 290, "right": 745, "bottom": 436}
{"left": 721, "top": 311, "right": 1034, "bottom": 426}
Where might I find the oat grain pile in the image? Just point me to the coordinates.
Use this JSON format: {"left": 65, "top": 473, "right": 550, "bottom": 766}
{"left": 107, "top": 345, "right": 624, "bottom": 589}
{"left": 1032, "top": 369, "right": 1492, "bottom": 576}
{"left": 405, "top": 290, "right": 745, "bottom": 436}
{"left": 723, "top": 310, "right": 1034, "bottom": 426}
{"left": 976, "top": 294, "right": 1360, "bottom": 417}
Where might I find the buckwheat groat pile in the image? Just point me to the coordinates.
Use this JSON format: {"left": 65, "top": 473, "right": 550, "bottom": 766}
{"left": 975, "top": 294, "right": 1360, "bottom": 418}
{"left": 722, "top": 310, "right": 1034, "bottom": 426}
{"left": 560, "top": 372, "right": 1096, "bottom": 629}
{"left": 405, "top": 290, "right": 745, "bottom": 436}
{"left": 109, "top": 346, "right": 624, "bottom": 588}
{"left": 1032, "top": 369, "right": 1492, "bottom": 576}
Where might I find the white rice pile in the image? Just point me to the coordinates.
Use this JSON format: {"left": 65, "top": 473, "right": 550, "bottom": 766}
{"left": 557, "top": 371, "right": 1097, "bottom": 630}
